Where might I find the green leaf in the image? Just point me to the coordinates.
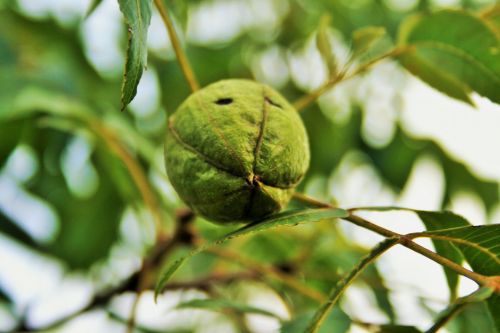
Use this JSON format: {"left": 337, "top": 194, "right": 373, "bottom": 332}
{"left": 281, "top": 308, "right": 350, "bottom": 333}
{"left": 416, "top": 211, "right": 470, "bottom": 300}
{"left": 117, "top": 0, "right": 153, "bottom": 110}
{"left": 487, "top": 295, "right": 500, "bottom": 333}
{"left": 154, "top": 208, "right": 348, "bottom": 301}
{"left": 316, "top": 15, "right": 337, "bottom": 77}
{"left": 351, "top": 26, "right": 387, "bottom": 58}
{"left": 420, "top": 224, "right": 500, "bottom": 332}
{"left": 426, "top": 287, "right": 495, "bottom": 333}
{"left": 421, "top": 225, "right": 499, "bottom": 277}
{"left": 398, "top": 10, "right": 500, "bottom": 105}
{"left": 177, "top": 298, "right": 281, "bottom": 319}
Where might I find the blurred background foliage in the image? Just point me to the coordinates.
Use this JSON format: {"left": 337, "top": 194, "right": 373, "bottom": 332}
{"left": 0, "top": 0, "right": 499, "bottom": 332}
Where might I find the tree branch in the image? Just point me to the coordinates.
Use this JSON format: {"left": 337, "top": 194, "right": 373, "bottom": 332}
{"left": 292, "top": 193, "right": 497, "bottom": 291}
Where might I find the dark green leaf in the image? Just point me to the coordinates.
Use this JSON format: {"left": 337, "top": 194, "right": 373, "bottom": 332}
{"left": 449, "top": 301, "right": 498, "bottom": 333}
{"left": 421, "top": 224, "right": 500, "bottom": 331}
{"left": 377, "top": 325, "right": 421, "bottom": 333}
{"left": 117, "top": 0, "right": 153, "bottom": 110}
{"left": 398, "top": 10, "right": 500, "bottom": 104}
{"left": 155, "top": 208, "right": 348, "bottom": 300}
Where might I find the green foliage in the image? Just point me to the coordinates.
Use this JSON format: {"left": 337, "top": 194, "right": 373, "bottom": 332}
{"left": 416, "top": 211, "right": 469, "bottom": 299}
{"left": 155, "top": 208, "right": 347, "bottom": 300}
{"left": 422, "top": 225, "right": 500, "bottom": 331}
{"left": 398, "top": 10, "right": 500, "bottom": 105}
{"left": 117, "top": 0, "right": 153, "bottom": 110}
{"left": 0, "top": 0, "right": 499, "bottom": 332}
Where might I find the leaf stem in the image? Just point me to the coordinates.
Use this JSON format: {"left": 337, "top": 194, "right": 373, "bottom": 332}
{"left": 293, "top": 47, "right": 409, "bottom": 111}
{"left": 153, "top": 0, "right": 200, "bottom": 92}
{"left": 305, "top": 237, "right": 400, "bottom": 333}
{"left": 345, "top": 214, "right": 494, "bottom": 288}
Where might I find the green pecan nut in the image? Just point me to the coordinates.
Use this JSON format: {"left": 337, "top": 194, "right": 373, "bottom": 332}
{"left": 164, "top": 79, "right": 310, "bottom": 223}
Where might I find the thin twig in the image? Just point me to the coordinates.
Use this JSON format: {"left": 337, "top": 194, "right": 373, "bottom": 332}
{"left": 153, "top": 0, "right": 199, "bottom": 92}
{"left": 126, "top": 291, "right": 143, "bottom": 333}
{"left": 425, "top": 302, "right": 468, "bottom": 333}
{"left": 293, "top": 47, "right": 410, "bottom": 111}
